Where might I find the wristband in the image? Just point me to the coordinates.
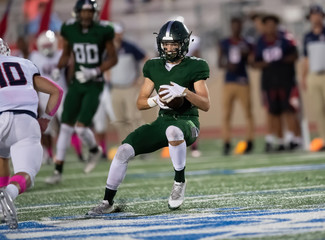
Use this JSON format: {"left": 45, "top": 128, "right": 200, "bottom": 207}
{"left": 41, "top": 112, "right": 53, "bottom": 121}
{"left": 147, "top": 97, "right": 158, "bottom": 108}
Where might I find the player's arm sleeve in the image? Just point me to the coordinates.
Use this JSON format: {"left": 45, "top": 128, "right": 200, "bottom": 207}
{"left": 131, "top": 44, "right": 146, "bottom": 61}
{"left": 192, "top": 59, "right": 210, "bottom": 82}
{"left": 60, "top": 22, "right": 68, "bottom": 40}
{"left": 104, "top": 24, "right": 115, "bottom": 42}
{"left": 254, "top": 41, "right": 263, "bottom": 62}
{"left": 27, "top": 59, "right": 41, "bottom": 77}
{"left": 142, "top": 60, "right": 152, "bottom": 79}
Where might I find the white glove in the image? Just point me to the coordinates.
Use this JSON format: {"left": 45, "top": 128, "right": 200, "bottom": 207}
{"left": 51, "top": 68, "right": 61, "bottom": 81}
{"left": 159, "top": 81, "right": 186, "bottom": 101}
{"left": 147, "top": 95, "right": 170, "bottom": 109}
{"left": 75, "top": 66, "right": 100, "bottom": 83}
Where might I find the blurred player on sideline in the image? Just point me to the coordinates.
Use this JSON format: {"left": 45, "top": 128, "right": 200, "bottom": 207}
{"left": 30, "top": 30, "right": 68, "bottom": 163}
{"left": 45, "top": 0, "right": 117, "bottom": 184}
{"left": 31, "top": 30, "right": 84, "bottom": 163}
{"left": 253, "top": 14, "right": 300, "bottom": 151}
{"left": 302, "top": 4, "right": 325, "bottom": 149}
{"left": 0, "top": 38, "right": 63, "bottom": 229}
{"left": 87, "top": 20, "right": 210, "bottom": 216}
{"left": 218, "top": 17, "right": 254, "bottom": 155}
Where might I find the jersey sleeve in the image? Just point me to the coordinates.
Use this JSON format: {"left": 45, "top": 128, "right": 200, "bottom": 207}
{"left": 192, "top": 59, "right": 210, "bottom": 82}
{"left": 29, "top": 60, "right": 40, "bottom": 77}
{"left": 254, "top": 38, "right": 264, "bottom": 62}
{"left": 60, "top": 22, "right": 69, "bottom": 40}
{"left": 284, "top": 37, "right": 298, "bottom": 56}
{"left": 130, "top": 43, "right": 146, "bottom": 61}
{"left": 143, "top": 60, "right": 151, "bottom": 79}
{"left": 102, "top": 23, "right": 115, "bottom": 42}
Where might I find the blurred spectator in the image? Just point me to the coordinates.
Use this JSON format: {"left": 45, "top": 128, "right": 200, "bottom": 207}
{"left": 253, "top": 14, "right": 300, "bottom": 151}
{"left": 24, "top": 0, "right": 62, "bottom": 46}
{"left": 302, "top": 4, "right": 325, "bottom": 149}
{"left": 218, "top": 17, "right": 254, "bottom": 155}
{"left": 108, "top": 23, "right": 148, "bottom": 142}
{"left": 27, "top": 0, "right": 62, "bottom": 34}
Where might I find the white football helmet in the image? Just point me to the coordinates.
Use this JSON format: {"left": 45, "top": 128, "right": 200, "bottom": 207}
{"left": 0, "top": 38, "right": 11, "bottom": 56}
{"left": 36, "top": 30, "right": 58, "bottom": 57}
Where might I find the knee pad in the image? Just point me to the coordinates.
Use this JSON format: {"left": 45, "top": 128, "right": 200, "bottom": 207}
{"left": 165, "top": 126, "right": 184, "bottom": 142}
{"left": 75, "top": 126, "right": 87, "bottom": 137}
{"left": 61, "top": 123, "right": 75, "bottom": 134}
{"left": 115, "top": 144, "right": 135, "bottom": 164}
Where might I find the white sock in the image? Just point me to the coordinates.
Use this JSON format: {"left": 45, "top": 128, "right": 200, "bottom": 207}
{"left": 265, "top": 134, "right": 275, "bottom": 144}
{"left": 56, "top": 124, "right": 74, "bottom": 161}
{"left": 169, "top": 141, "right": 187, "bottom": 171}
{"left": 6, "top": 184, "right": 19, "bottom": 200}
{"left": 106, "top": 144, "right": 135, "bottom": 190}
{"left": 284, "top": 131, "right": 294, "bottom": 144}
{"left": 75, "top": 127, "right": 97, "bottom": 149}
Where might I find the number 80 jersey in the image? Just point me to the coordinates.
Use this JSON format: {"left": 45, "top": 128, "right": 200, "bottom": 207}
{"left": 0, "top": 56, "right": 40, "bottom": 116}
{"left": 61, "top": 19, "right": 115, "bottom": 81}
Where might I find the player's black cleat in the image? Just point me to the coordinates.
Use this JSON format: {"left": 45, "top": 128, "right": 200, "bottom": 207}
{"left": 264, "top": 142, "right": 273, "bottom": 153}
{"left": 275, "top": 144, "right": 286, "bottom": 152}
{"left": 223, "top": 142, "right": 231, "bottom": 155}
{"left": 244, "top": 140, "right": 254, "bottom": 154}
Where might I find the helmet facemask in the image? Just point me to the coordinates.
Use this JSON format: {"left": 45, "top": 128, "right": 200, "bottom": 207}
{"left": 0, "top": 38, "right": 11, "bottom": 56}
{"left": 160, "top": 40, "right": 182, "bottom": 62}
{"left": 156, "top": 21, "right": 191, "bottom": 63}
{"left": 73, "top": 0, "right": 98, "bottom": 28}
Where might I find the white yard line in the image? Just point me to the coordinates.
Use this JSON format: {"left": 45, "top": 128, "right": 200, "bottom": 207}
{"left": 18, "top": 185, "right": 325, "bottom": 213}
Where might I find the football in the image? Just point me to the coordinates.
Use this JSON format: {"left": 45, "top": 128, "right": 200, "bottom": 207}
{"left": 158, "top": 87, "right": 184, "bottom": 109}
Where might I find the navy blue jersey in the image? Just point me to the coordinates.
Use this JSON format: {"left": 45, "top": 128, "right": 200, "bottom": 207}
{"left": 220, "top": 38, "right": 251, "bottom": 84}
{"left": 110, "top": 40, "right": 146, "bottom": 87}
{"left": 303, "top": 27, "right": 325, "bottom": 57}
{"left": 119, "top": 40, "right": 145, "bottom": 60}
{"left": 255, "top": 32, "right": 297, "bottom": 90}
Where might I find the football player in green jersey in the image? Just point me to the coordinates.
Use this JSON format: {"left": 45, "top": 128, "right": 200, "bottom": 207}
{"left": 45, "top": 0, "right": 117, "bottom": 184}
{"left": 87, "top": 20, "right": 210, "bottom": 215}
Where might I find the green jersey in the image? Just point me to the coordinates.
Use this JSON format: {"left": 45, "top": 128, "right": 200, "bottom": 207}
{"left": 61, "top": 19, "right": 114, "bottom": 80}
{"left": 143, "top": 56, "right": 210, "bottom": 116}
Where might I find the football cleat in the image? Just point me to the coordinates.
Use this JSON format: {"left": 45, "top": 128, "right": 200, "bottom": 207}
{"left": 84, "top": 146, "right": 103, "bottom": 174}
{"left": 86, "top": 200, "right": 114, "bottom": 216}
{"left": 0, "top": 207, "right": 4, "bottom": 223}
{"left": 45, "top": 170, "right": 62, "bottom": 184}
{"left": 0, "top": 188, "right": 18, "bottom": 229}
{"left": 168, "top": 181, "right": 186, "bottom": 210}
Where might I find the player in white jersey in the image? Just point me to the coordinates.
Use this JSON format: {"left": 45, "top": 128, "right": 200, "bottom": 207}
{"left": 0, "top": 38, "right": 63, "bottom": 229}
{"left": 30, "top": 31, "right": 67, "bottom": 163}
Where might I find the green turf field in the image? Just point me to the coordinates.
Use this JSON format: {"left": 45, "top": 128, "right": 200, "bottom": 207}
{"left": 1, "top": 139, "right": 325, "bottom": 239}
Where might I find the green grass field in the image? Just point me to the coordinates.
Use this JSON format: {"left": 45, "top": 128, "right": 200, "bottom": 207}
{"left": 1, "top": 139, "right": 325, "bottom": 239}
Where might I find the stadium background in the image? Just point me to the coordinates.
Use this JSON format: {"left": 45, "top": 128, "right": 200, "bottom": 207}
{"left": 0, "top": 0, "right": 324, "bottom": 139}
